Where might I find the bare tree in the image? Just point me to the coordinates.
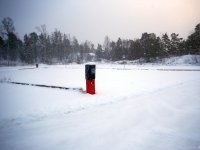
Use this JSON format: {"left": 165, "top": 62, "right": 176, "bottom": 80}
{"left": 1, "top": 17, "right": 15, "bottom": 37}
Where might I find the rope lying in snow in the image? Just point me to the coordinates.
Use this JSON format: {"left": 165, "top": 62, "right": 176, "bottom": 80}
{"left": 18, "top": 67, "right": 35, "bottom": 70}
{"left": 104, "top": 68, "right": 200, "bottom": 71}
{"left": 156, "top": 69, "right": 200, "bottom": 71}
{"left": 4, "top": 81, "right": 83, "bottom": 91}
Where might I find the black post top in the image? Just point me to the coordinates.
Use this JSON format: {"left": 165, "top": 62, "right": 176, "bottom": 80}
{"left": 85, "top": 64, "right": 96, "bottom": 80}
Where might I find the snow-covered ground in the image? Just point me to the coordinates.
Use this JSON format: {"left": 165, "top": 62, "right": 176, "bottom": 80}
{"left": 0, "top": 63, "right": 200, "bottom": 150}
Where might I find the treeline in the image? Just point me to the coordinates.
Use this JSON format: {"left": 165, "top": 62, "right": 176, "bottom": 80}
{"left": 0, "top": 17, "right": 200, "bottom": 64}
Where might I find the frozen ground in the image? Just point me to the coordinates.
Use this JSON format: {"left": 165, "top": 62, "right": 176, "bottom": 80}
{"left": 0, "top": 63, "right": 200, "bottom": 150}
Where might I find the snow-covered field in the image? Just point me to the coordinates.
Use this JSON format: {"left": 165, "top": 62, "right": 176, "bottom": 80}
{"left": 0, "top": 63, "right": 200, "bottom": 150}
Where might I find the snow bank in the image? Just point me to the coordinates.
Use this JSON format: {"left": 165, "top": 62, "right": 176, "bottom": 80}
{"left": 162, "top": 55, "right": 200, "bottom": 65}
{"left": 111, "top": 55, "right": 200, "bottom": 65}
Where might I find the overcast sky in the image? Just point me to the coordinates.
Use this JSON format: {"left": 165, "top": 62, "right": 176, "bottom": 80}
{"left": 0, "top": 0, "right": 200, "bottom": 45}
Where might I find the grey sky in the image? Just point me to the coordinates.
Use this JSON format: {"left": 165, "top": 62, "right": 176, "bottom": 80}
{"left": 0, "top": 0, "right": 200, "bottom": 45}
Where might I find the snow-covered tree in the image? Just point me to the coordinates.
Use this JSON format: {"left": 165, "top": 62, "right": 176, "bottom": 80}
{"left": 186, "top": 23, "right": 200, "bottom": 54}
{"left": 161, "top": 33, "right": 171, "bottom": 57}
{"left": 170, "top": 33, "right": 183, "bottom": 56}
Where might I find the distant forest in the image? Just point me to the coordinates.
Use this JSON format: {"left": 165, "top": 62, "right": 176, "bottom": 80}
{"left": 0, "top": 17, "right": 200, "bottom": 64}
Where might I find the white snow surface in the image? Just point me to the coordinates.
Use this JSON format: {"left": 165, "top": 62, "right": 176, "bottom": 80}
{"left": 0, "top": 63, "right": 200, "bottom": 150}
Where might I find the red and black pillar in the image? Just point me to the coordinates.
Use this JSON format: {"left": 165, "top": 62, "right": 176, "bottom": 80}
{"left": 85, "top": 64, "right": 96, "bottom": 94}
